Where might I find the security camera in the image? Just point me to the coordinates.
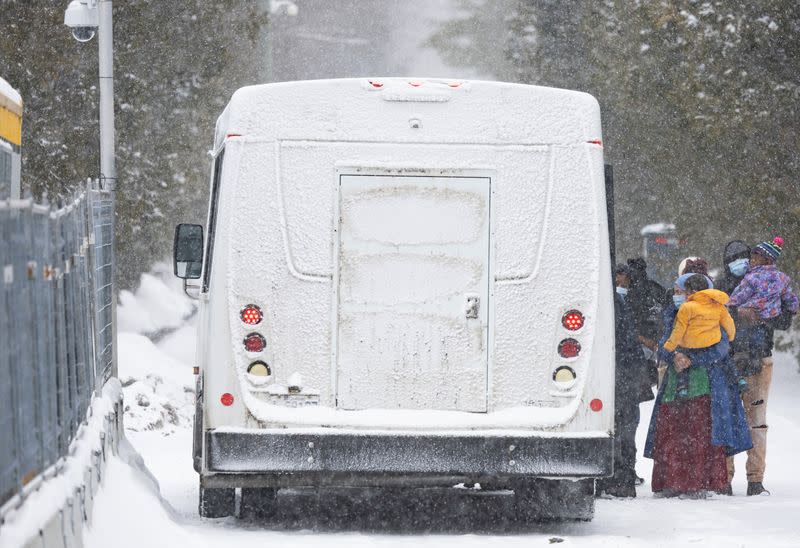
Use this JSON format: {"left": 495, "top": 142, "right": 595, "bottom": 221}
{"left": 71, "top": 26, "right": 96, "bottom": 42}
{"left": 64, "top": 0, "right": 99, "bottom": 42}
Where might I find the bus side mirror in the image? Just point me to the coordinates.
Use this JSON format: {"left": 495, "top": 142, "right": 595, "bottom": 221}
{"left": 174, "top": 223, "right": 204, "bottom": 279}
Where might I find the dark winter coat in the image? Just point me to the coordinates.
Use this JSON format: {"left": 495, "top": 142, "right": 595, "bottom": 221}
{"left": 614, "top": 294, "right": 653, "bottom": 405}
{"left": 626, "top": 277, "right": 667, "bottom": 342}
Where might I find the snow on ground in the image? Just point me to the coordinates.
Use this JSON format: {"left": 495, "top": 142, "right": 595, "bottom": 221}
{"left": 119, "top": 332, "right": 195, "bottom": 433}
{"left": 116, "top": 267, "right": 196, "bottom": 433}
{"left": 117, "top": 262, "right": 195, "bottom": 335}
{"left": 96, "top": 280, "right": 800, "bottom": 547}
{"left": 0, "top": 381, "right": 121, "bottom": 548}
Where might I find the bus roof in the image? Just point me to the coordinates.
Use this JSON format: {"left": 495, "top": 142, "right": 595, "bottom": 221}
{"left": 214, "top": 78, "right": 601, "bottom": 152}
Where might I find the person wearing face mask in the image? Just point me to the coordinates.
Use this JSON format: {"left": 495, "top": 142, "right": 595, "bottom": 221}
{"left": 615, "top": 263, "right": 631, "bottom": 298}
{"left": 715, "top": 241, "right": 751, "bottom": 297}
{"left": 644, "top": 273, "right": 752, "bottom": 497}
{"left": 597, "top": 285, "right": 648, "bottom": 498}
{"left": 725, "top": 237, "right": 799, "bottom": 496}
{"left": 599, "top": 265, "right": 654, "bottom": 497}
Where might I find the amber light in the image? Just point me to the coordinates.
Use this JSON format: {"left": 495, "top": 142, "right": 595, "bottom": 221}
{"left": 562, "top": 310, "right": 585, "bottom": 331}
{"left": 240, "top": 304, "right": 262, "bottom": 325}
{"left": 558, "top": 338, "right": 581, "bottom": 359}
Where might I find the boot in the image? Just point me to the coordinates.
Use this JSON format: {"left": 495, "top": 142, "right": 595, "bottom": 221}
{"left": 746, "top": 482, "right": 770, "bottom": 496}
{"left": 717, "top": 483, "right": 733, "bottom": 496}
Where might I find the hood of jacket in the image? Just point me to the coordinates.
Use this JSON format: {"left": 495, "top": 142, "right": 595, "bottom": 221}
{"left": 689, "top": 288, "right": 730, "bottom": 306}
{"left": 723, "top": 240, "right": 750, "bottom": 272}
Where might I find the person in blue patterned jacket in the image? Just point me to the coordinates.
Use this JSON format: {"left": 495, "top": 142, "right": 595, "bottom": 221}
{"left": 726, "top": 236, "right": 799, "bottom": 496}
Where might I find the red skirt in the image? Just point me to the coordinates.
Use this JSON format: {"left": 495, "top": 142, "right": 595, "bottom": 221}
{"left": 651, "top": 395, "right": 728, "bottom": 494}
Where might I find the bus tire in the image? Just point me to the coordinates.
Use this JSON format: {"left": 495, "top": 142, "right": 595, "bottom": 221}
{"left": 199, "top": 485, "right": 235, "bottom": 518}
{"left": 513, "top": 478, "right": 594, "bottom": 522}
{"left": 239, "top": 487, "right": 278, "bottom": 519}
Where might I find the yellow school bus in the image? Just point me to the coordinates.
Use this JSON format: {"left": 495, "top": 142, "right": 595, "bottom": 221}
{"left": 0, "top": 76, "right": 22, "bottom": 199}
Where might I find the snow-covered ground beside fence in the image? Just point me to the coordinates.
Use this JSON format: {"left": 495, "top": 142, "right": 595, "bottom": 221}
{"left": 79, "top": 271, "right": 800, "bottom": 547}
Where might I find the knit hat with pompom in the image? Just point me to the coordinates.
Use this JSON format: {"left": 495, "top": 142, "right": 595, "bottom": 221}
{"left": 753, "top": 236, "right": 784, "bottom": 262}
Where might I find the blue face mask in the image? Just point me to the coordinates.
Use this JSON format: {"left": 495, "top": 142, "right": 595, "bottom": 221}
{"left": 616, "top": 286, "right": 628, "bottom": 298}
{"left": 673, "top": 294, "right": 686, "bottom": 308}
{"left": 728, "top": 258, "right": 749, "bottom": 277}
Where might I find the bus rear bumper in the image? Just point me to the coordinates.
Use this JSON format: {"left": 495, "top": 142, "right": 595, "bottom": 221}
{"left": 203, "top": 429, "right": 613, "bottom": 487}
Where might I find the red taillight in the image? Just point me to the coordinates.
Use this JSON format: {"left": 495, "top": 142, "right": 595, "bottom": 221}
{"left": 243, "top": 333, "right": 266, "bottom": 353}
{"left": 369, "top": 80, "right": 383, "bottom": 88}
{"left": 590, "top": 398, "right": 603, "bottom": 412}
{"left": 562, "top": 310, "right": 585, "bottom": 331}
{"left": 220, "top": 393, "right": 234, "bottom": 406}
{"left": 240, "top": 304, "right": 262, "bottom": 325}
{"left": 558, "top": 338, "right": 581, "bottom": 358}
{"left": 655, "top": 236, "right": 668, "bottom": 245}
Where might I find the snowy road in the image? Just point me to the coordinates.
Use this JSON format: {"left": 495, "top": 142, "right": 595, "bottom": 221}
{"left": 89, "top": 302, "right": 800, "bottom": 547}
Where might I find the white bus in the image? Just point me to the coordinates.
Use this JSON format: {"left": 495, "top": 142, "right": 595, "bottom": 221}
{"left": 174, "top": 78, "right": 615, "bottom": 521}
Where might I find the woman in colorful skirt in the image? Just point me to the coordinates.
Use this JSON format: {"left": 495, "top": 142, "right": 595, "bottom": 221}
{"left": 644, "top": 272, "right": 752, "bottom": 496}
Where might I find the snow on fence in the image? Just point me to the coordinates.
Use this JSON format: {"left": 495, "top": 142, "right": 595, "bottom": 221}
{"left": 0, "top": 185, "right": 114, "bottom": 511}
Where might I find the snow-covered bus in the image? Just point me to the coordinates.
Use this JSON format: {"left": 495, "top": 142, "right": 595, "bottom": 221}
{"left": 0, "top": 76, "right": 22, "bottom": 200}
{"left": 173, "top": 78, "right": 615, "bottom": 520}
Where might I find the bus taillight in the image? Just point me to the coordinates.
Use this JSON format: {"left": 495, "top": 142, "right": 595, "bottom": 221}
{"left": 243, "top": 333, "right": 266, "bottom": 353}
{"left": 562, "top": 310, "right": 584, "bottom": 331}
{"left": 240, "top": 304, "right": 262, "bottom": 325}
{"left": 558, "top": 338, "right": 581, "bottom": 359}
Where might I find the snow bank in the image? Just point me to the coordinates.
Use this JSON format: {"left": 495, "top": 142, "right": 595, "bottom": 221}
{"left": 0, "top": 75, "right": 22, "bottom": 106}
{"left": 0, "top": 381, "right": 122, "bottom": 548}
{"left": 117, "top": 264, "right": 195, "bottom": 335}
{"left": 119, "top": 332, "right": 195, "bottom": 433}
{"left": 84, "top": 451, "right": 196, "bottom": 547}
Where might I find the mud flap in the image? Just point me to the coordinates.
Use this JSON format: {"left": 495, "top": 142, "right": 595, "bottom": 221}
{"left": 199, "top": 484, "right": 235, "bottom": 518}
{"left": 513, "top": 478, "right": 595, "bottom": 522}
{"left": 239, "top": 487, "right": 278, "bottom": 519}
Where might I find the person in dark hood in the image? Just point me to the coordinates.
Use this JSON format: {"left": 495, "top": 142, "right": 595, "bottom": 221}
{"left": 715, "top": 240, "right": 751, "bottom": 297}
{"left": 626, "top": 258, "right": 668, "bottom": 351}
{"left": 625, "top": 258, "right": 667, "bottom": 391}
{"left": 597, "top": 287, "right": 651, "bottom": 498}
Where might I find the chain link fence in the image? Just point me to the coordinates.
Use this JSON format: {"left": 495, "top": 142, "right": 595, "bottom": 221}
{"left": 0, "top": 184, "right": 114, "bottom": 508}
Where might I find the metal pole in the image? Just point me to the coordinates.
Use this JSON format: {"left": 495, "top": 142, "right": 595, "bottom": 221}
{"left": 97, "top": 0, "right": 117, "bottom": 378}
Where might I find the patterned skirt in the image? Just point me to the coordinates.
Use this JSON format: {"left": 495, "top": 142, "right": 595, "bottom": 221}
{"left": 651, "top": 395, "right": 729, "bottom": 494}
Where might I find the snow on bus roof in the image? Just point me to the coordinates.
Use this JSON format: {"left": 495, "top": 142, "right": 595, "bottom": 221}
{"left": 216, "top": 78, "right": 602, "bottom": 150}
{"left": 0, "top": 75, "right": 22, "bottom": 107}
{"left": 640, "top": 222, "right": 676, "bottom": 235}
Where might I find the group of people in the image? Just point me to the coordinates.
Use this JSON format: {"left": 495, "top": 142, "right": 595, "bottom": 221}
{"left": 598, "top": 237, "right": 798, "bottom": 498}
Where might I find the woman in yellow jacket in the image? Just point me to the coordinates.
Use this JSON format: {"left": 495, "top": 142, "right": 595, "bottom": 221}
{"left": 664, "top": 274, "right": 736, "bottom": 397}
